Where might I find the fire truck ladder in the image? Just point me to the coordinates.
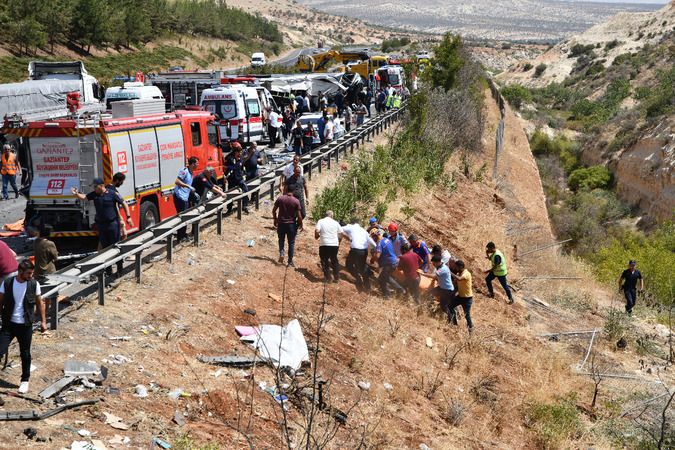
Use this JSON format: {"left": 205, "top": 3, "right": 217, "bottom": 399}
{"left": 75, "top": 111, "right": 101, "bottom": 188}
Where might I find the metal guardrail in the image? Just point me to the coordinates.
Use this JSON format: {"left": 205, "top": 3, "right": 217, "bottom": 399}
{"left": 39, "top": 103, "right": 408, "bottom": 329}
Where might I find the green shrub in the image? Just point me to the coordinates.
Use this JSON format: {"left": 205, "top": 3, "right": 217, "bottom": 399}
{"left": 529, "top": 130, "right": 580, "bottom": 172}
{"left": 604, "top": 39, "right": 620, "bottom": 51}
{"left": 642, "top": 66, "right": 675, "bottom": 117}
{"left": 523, "top": 62, "right": 534, "bottom": 71}
{"left": 534, "top": 63, "right": 547, "bottom": 78}
{"left": 502, "top": 84, "right": 532, "bottom": 109}
{"left": 568, "top": 166, "right": 611, "bottom": 191}
{"left": 526, "top": 397, "right": 582, "bottom": 449}
{"left": 604, "top": 309, "right": 631, "bottom": 341}
{"left": 569, "top": 43, "right": 595, "bottom": 58}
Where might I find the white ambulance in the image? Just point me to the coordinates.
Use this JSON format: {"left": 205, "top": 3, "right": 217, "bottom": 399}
{"left": 104, "top": 82, "right": 164, "bottom": 110}
{"left": 200, "top": 85, "right": 264, "bottom": 144}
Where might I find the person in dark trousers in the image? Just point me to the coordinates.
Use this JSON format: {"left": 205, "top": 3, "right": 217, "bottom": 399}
{"left": 371, "top": 230, "right": 404, "bottom": 298}
{"left": 619, "top": 260, "right": 643, "bottom": 315}
{"left": 225, "top": 143, "right": 250, "bottom": 214}
{"left": 425, "top": 255, "right": 456, "bottom": 323}
{"left": 267, "top": 108, "right": 280, "bottom": 148}
{"left": 172, "top": 156, "right": 199, "bottom": 242}
{"left": 71, "top": 178, "right": 132, "bottom": 250}
{"left": 1, "top": 144, "right": 21, "bottom": 200}
{"left": 484, "top": 241, "right": 514, "bottom": 304}
{"left": 317, "top": 113, "right": 327, "bottom": 146}
{"left": 450, "top": 260, "right": 474, "bottom": 331}
{"left": 291, "top": 120, "right": 304, "bottom": 155}
{"left": 107, "top": 172, "right": 132, "bottom": 238}
{"left": 398, "top": 243, "right": 422, "bottom": 303}
{"left": 31, "top": 225, "right": 58, "bottom": 281}
{"left": 244, "top": 142, "right": 263, "bottom": 180}
{"left": 273, "top": 189, "right": 303, "bottom": 267}
{"left": 341, "top": 218, "right": 376, "bottom": 291}
{"left": 0, "top": 260, "right": 47, "bottom": 394}
{"left": 192, "top": 166, "right": 226, "bottom": 202}
{"left": 284, "top": 165, "right": 308, "bottom": 219}
{"left": 314, "top": 210, "right": 343, "bottom": 283}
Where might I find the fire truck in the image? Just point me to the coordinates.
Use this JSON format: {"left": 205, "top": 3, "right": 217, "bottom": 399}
{"left": 1, "top": 107, "right": 225, "bottom": 239}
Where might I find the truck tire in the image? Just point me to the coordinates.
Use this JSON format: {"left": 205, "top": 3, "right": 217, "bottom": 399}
{"left": 139, "top": 201, "right": 159, "bottom": 230}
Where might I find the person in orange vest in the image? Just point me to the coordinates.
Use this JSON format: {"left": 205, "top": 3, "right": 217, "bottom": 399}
{"left": 1, "top": 144, "right": 21, "bottom": 200}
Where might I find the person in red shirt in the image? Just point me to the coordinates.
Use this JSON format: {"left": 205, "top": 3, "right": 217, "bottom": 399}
{"left": 398, "top": 243, "right": 422, "bottom": 302}
{"left": 0, "top": 240, "right": 18, "bottom": 282}
{"left": 272, "top": 189, "right": 304, "bottom": 267}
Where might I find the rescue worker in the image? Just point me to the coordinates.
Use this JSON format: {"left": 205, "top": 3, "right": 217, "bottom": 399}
{"left": 192, "top": 166, "right": 226, "bottom": 202}
{"left": 284, "top": 165, "right": 308, "bottom": 219}
{"left": 243, "top": 142, "right": 263, "bottom": 180}
{"left": 385, "top": 91, "right": 394, "bottom": 110}
{"left": 107, "top": 172, "right": 133, "bottom": 238}
{"left": 393, "top": 93, "right": 402, "bottom": 109}
{"left": 71, "top": 178, "right": 132, "bottom": 249}
{"left": 314, "top": 210, "right": 343, "bottom": 283}
{"left": 398, "top": 243, "right": 422, "bottom": 302}
{"left": 450, "top": 260, "right": 474, "bottom": 331}
{"left": 225, "top": 143, "right": 250, "bottom": 214}
{"left": 267, "top": 108, "right": 280, "bottom": 148}
{"left": 0, "top": 260, "right": 48, "bottom": 394}
{"left": 371, "top": 229, "right": 404, "bottom": 298}
{"left": 619, "top": 260, "right": 643, "bottom": 315}
{"left": 484, "top": 241, "right": 514, "bottom": 304}
{"left": 31, "top": 225, "right": 58, "bottom": 280}
{"left": 409, "top": 234, "right": 431, "bottom": 273}
{"left": 341, "top": 218, "right": 376, "bottom": 291}
{"left": 1, "top": 144, "right": 21, "bottom": 200}
{"left": 173, "top": 156, "right": 199, "bottom": 242}
{"left": 355, "top": 100, "right": 368, "bottom": 126}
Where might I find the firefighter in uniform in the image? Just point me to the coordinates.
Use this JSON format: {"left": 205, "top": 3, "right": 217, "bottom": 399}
{"left": 1, "top": 144, "right": 21, "bottom": 200}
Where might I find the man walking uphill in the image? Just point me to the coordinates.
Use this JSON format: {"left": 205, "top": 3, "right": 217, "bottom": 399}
{"left": 619, "top": 260, "right": 643, "bottom": 315}
{"left": 273, "top": 189, "right": 303, "bottom": 267}
{"left": 0, "top": 260, "right": 47, "bottom": 394}
{"left": 341, "top": 218, "right": 376, "bottom": 290}
{"left": 315, "top": 211, "right": 343, "bottom": 283}
{"left": 484, "top": 241, "right": 514, "bottom": 304}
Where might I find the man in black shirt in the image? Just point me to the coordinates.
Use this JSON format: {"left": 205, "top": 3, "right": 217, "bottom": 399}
{"left": 243, "top": 142, "right": 263, "bottom": 180}
{"left": 71, "top": 178, "right": 132, "bottom": 249}
{"left": 192, "top": 166, "right": 226, "bottom": 202}
{"left": 225, "top": 143, "right": 249, "bottom": 214}
{"left": 619, "top": 260, "right": 643, "bottom": 315}
{"left": 284, "top": 165, "right": 308, "bottom": 218}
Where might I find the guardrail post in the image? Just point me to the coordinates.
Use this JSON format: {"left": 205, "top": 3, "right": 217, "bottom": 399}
{"left": 350, "top": 141, "right": 354, "bottom": 154}
{"left": 335, "top": 146, "right": 340, "bottom": 164}
{"left": 135, "top": 252, "right": 142, "bottom": 283}
{"left": 254, "top": 191, "right": 260, "bottom": 210}
{"left": 97, "top": 272, "right": 105, "bottom": 306}
{"left": 237, "top": 199, "right": 242, "bottom": 220}
{"left": 217, "top": 208, "right": 223, "bottom": 235}
{"left": 326, "top": 151, "right": 331, "bottom": 170}
{"left": 318, "top": 158, "right": 322, "bottom": 174}
{"left": 270, "top": 180, "right": 275, "bottom": 200}
{"left": 116, "top": 260, "right": 123, "bottom": 278}
{"left": 307, "top": 164, "right": 312, "bottom": 180}
{"left": 193, "top": 221, "right": 201, "bottom": 244}
{"left": 49, "top": 294, "right": 58, "bottom": 330}
{"left": 167, "top": 235, "right": 174, "bottom": 263}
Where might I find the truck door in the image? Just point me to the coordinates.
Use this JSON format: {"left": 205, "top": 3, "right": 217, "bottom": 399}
{"left": 187, "top": 120, "right": 209, "bottom": 172}
{"left": 156, "top": 123, "right": 185, "bottom": 196}
{"left": 108, "top": 131, "right": 135, "bottom": 203}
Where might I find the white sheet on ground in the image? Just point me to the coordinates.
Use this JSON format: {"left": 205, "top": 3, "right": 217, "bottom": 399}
{"left": 240, "top": 319, "right": 309, "bottom": 371}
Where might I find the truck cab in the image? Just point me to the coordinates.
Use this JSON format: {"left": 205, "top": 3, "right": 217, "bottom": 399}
{"left": 104, "top": 82, "right": 164, "bottom": 110}
{"left": 251, "top": 53, "right": 267, "bottom": 67}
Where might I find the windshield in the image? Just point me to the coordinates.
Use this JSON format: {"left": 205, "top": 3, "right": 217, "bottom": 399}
{"left": 203, "top": 99, "right": 237, "bottom": 120}
{"left": 388, "top": 74, "right": 401, "bottom": 86}
{"left": 246, "top": 99, "right": 261, "bottom": 116}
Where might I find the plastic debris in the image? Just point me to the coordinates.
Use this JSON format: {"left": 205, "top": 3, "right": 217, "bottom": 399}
{"left": 135, "top": 385, "right": 148, "bottom": 398}
{"left": 357, "top": 381, "right": 371, "bottom": 391}
{"left": 246, "top": 239, "right": 255, "bottom": 247}
{"left": 152, "top": 437, "right": 172, "bottom": 449}
{"left": 226, "top": 279, "right": 236, "bottom": 285}
{"left": 383, "top": 383, "right": 393, "bottom": 391}
{"left": 173, "top": 410, "right": 186, "bottom": 427}
{"left": 64, "top": 361, "right": 101, "bottom": 377}
{"left": 425, "top": 337, "right": 433, "bottom": 348}
{"left": 103, "top": 412, "right": 130, "bottom": 430}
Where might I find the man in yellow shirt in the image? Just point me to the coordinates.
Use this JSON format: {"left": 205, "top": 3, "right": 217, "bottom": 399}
{"left": 450, "top": 260, "right": 474, "bottom": 331}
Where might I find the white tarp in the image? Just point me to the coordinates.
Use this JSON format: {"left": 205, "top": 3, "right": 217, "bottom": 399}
{"left": 0, "top": 79, "right": 82, "bottom": 119}
{"left": 263, "top": 74, "right": 346, "bottom": 97}
{"left": 240, "top": 319, "right": 309, "bottom": 371}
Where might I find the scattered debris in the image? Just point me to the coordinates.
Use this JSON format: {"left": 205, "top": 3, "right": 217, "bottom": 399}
{"left": 240, "top": 319, "right": 309, "bottom": 371}
{"left": 78, "top": 429, "right": 91, "bottom": 437}
{"left": 420, "top": 444, "right": 431, "bottom": 450}
{"left": 259, "top": 382, "right": 289, "bottom": 409}
{"left": 383, "top": 383, "right": 393, "bottom": 391}
{"left": 246, "top": 239, "right": 255, "bottom": 247}
{"left": 102, "top": 355, "right": 132, "bottom": 365}
{"left": 617, "top": 337, "right": 627, "bottom": 349}
{"left": 268, "top": 293, "right": 281, "bottom": 302}
{"left": 71, "top": 441, "right": 94, "bottom": 450}
{"left": 235, "top": 326, "right": 259, "bottom": 337}
{"left": 23, "top": 427, "right": 38, "bottom": 439}
{"left": 167, "top": 388, "right": 190, "bottom": 400}
{"left": 0, "top": 398, "right": 100, "bottom": 421}
{"left": 108, "top": 435, "right": 130, "bottom": 446}
{"left": 173, "top": 410, "right": 186, "bottom": 427}
{"left": 104, "top": 387, "right": 120, "bottom": 396}
{"left": 103, "top": 412, "right": 130, "bottom": 430}
{"left": 108, "top": 336, "right": 131, "bottom": 341}
{"left": 152, "top": 437, "right": 172, "bottom": 449}
{"left": 64, "top": 361, "right": 101, "bottom": 378}
{"left": 226, "top": 279, "right": 236, "bottom": 285}
{"left": 0, "top": 389, "right": 44, "bottom": 404}
{"left": 425, "top": 337, "right": 433, "bottom": 348}
{"left": 90, "top": 440, "right": 108, "bottom": 450}
{"left": 135, "top": 385, "right": 149, "bottom": 398}
{"left": 357, "top": 381, "right": 371, "bottom": 391}
{"left": 244, "top": 308, "right": 256, "bottom": 316}
{"left": 198, "top": 355, "right": 267, "bottom": 368}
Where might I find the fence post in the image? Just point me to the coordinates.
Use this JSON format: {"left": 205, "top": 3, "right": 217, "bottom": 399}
{"left": 135, "top": 252, "right": 142, "bottom": 283}
{"left": 49, "top": 294, "right": 58, "bottom": 330}
{"left": 167, "top": 235, "right": 174, "bottom": 263}
{"left": 237, "top": 199, "right": 242, "bottom": 220}
{"left": 193, "top": 221, "right": 201, "bottom": 245}
{"left": 217, "top": 208, "right": 223, "bottom": 235}
{"left": 270, "top": 180, "right": 275, "bottom": 200}
{"left": 97, "top": 272, "right": 105, "bottom": 306}
{"left": 254, "top": 191, "right": 260, "bottom": 210}
{"left": 327, "top": 152, "right": 331, "bottom": 170}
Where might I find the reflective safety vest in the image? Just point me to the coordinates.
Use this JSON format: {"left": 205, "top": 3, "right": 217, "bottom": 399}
{"left": 490, "top": 249, "right": 508, "bottom": 276}
{"left": 1, "top": 152, "right": 18, "bottom": 176}
{"left": 386, "top": 95, "right": 394, "bottom": 108}
{"left": 393, "top": 96, "right": 402, "bottom": 108}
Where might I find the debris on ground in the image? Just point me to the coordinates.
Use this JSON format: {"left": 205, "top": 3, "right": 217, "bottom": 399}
{"left": 152, "top": 437, "right": 172, "bottom": 449}
{"left": 198, "top": 355, "right": 267, "bottom": 368}
{"left": 240, "top": 319, "right": 309, "bottom": 371}
{"left": 173, "top": 410, "right": 186, "bottom": 427}
{"left": 103, "top": 412, "right": 130, "bottom": 430}
{"left": 101, "top": 355, "right": 131, "bottom": 365}
{"left": 0, "top": 399, "right": 100, "bottom": 421}
{"left": 357, "top": 381, "right": 371, "bottom": 391}
{"left": 23, "top": 427, "right": 38, "bottom": 439}
{"left": 135, "top": 385, "right": 149, "bottom": 398}
{"left": 64, "top": 361, "right": 101, "bottom": 378}
{"left": 425, "top": 337, "right": 433, "bottom": 348}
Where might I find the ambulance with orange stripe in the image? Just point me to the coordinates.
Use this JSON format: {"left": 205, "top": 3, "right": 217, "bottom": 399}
{"left": 2, "top": 110, "right": 224, "bottom": 239}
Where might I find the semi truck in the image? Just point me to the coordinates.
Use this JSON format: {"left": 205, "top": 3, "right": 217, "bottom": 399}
{"left": 1, "top": 109, "right": 225, "bottom": 239}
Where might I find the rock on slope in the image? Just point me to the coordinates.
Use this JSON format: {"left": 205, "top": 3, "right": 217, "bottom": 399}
{"left": 497, "top": 2, "right": 675, "bottom": 88}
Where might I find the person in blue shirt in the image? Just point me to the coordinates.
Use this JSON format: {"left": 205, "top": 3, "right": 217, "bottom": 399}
{"left": 409, "top": 234, "right": 430, "bottom": 273}
{"left": 225, "top": 142, "right": 250, "bottom": 215}
{"left": 173, "top": 156, "right": 199, "bottom": 242}
{"left": 371, "top": 230, "right": 404, "bottom": 298}
{"left": 426, "top": 255, "right": 456, "bottom": 323}
{"left": 387, "top": 223, "right": 408, "bottom": 257}
{"left": 316, "top": 113, "right": 327, "bottom": 146}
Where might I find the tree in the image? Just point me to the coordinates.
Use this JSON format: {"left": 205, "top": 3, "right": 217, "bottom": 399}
{"left": 425, "top": 33, "right": 464, "bottom": 91}
{"left": 70, "top": 0, "right": 111, "bottom": 53}
{"left": 8, "top": 17, "right": 47, "bottom": 55}
{"left": 38, "top": 0, "right": 74, "bottom": 53}
{"left": 567, "top": 165, "right": 611, "bottom": 191}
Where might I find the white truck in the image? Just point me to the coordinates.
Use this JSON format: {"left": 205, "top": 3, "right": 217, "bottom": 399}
{"left": 103, "top": 82, "right": 163, "bottom": 111}
{"left": 0, "top": 61, "right": 102, "bottom": 123}
{"left": 251, "top": 53, "right": 267, "bottom": 68}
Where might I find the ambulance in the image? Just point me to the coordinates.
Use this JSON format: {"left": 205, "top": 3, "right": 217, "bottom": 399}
{"left": 200, "top": 85, "right": 266, "bottom": 145}
{"left": 2, "top": 109, "right": 224, "bottom": 239}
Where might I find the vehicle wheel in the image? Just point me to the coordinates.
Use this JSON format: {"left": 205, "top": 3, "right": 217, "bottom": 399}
{"left": 139, "top": 201, "right": 159, "bottom": 230}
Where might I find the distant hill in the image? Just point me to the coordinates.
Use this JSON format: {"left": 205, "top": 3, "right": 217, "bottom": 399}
{"left": 296, "top": 0, "right": 665, "bottom": 41}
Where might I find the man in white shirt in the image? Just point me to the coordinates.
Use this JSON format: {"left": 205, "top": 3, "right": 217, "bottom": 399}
{"left": 341, "top": 218, "right": 376, "bottom": 290}
{"left": 314, "top": 210, "right": 343, "bottom": 283}
{"left": 279, "top": 154, "right": 304, "bottom": 192}
{"left": 324, "top": 117, "right": 335, "bottom": 143}
{"left": 0, "top": 260, "right": 47, "bottom": 394}
{"left": 267, "top": 108, "right": 280, "bottom": 148}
